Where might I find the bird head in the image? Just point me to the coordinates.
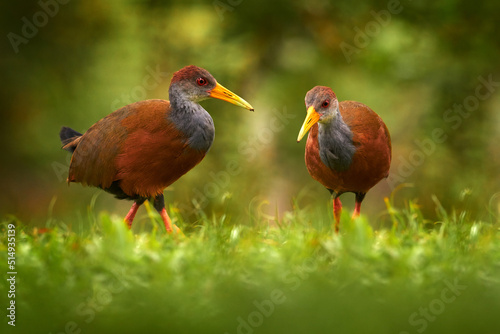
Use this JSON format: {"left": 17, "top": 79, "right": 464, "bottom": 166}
{"left": 169, "top": 65, "right": 254, "bottom": 110}
{"left": 297, "top": 86, "right": 339, "bottom": 142}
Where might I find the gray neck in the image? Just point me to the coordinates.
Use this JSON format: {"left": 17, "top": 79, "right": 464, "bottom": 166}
{"left": 317, "top": 111, "right": 356, "bottom": 172}
{"left": 168, "top": 85, "right": 215, "bottom": 152}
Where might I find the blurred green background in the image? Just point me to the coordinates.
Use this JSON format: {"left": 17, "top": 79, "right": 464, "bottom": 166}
{"left": 1, "top": 0, "right": 499, "bottom": 225}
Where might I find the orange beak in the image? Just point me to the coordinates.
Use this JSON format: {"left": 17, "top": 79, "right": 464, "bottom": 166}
{"left": 297, "top": 106, "right": 320, "bottom": 142}
{"left": 209, "top": 82, "right": 254, "bottom": 111}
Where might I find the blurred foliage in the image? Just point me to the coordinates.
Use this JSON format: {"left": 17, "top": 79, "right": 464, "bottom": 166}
{"left": 1, "top": 201, "right": 500, "bottom": 333}
{"left": 0, "top": 0, "right": 499, "bottom": 224}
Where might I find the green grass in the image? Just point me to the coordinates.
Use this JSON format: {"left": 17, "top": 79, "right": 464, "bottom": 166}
{"left": 1, "top": 198, "right": 500, "bottom": 334}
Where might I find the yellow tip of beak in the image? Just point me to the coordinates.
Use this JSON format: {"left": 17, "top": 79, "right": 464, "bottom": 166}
{"left": 297, "top": 106, "right": 320, "bottom": 142}
{"left": 209, "top": 82, "right": 254, "bottom": 111}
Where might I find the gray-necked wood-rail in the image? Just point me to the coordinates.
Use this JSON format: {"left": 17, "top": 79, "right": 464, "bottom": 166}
{"left": 297, "top": 86, "right": 391, "bottom": 233}
{"left": 60, "top": 65, "right": 254, "bottom": 233}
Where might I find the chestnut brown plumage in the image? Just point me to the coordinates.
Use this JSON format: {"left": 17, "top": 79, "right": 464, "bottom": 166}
{"left": 60, "top": 65, "right": 254, "bottom": 233}
{"left": 297, "top": 86, "right": 391, "bottom": 233}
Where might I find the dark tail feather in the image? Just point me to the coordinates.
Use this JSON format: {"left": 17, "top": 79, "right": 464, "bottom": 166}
{"left": 59, "top": 126, "right": 82, "bottom": 153}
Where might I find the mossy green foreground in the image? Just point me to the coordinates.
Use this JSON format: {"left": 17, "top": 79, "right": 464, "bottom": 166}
{"left": 1, "top": 200, "right": 500, "bottom": 334}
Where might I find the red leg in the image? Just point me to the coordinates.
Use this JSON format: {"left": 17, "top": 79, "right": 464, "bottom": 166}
{"left": 352, "top": 201, "right": 361, "bottom": 219}
{"left": 333, "top": 197, "right": 342, "bottom": 233}
{"left": 160, "top": 208, "right": 181, "bottom": 234}
{"left": 159, "top": 208, "right": 173, "bottom": 233}
{"left": 352, "top": 192, "right": 366, "bottom": 219}
{"left": 153, "top": 194, "right": 181, "bottom": 234}
{"left": 124, "top": 202, "right": 142, "bottom": 229}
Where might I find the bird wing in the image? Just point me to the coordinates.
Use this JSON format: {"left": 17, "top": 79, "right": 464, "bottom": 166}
{"left": 115, "top": 101, "right": 206, "bottom": 197}
{"left": 340, "top": 100, "right": 392, "bottom": 178}
{"left": 68, "top": 99, "right": 208, "bottom": 198}
{"left": 340, "top": 101, "right": 383, "bottom": 146}
{"left": 67, "top": 104, "right": 133, "bottom": 189}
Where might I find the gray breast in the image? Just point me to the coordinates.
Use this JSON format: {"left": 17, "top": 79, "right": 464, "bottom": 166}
{"left": 185, "top": 110, "right": 215, "bottom": 152}
{"left": 318, "top": 116, "right": 356, "bottom": 172}
{"left": 168, "top": 102, "right": 215, "bottom": 152}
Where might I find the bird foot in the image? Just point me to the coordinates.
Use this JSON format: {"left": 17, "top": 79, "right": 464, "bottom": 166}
{"left": 124, "top": 219, "right": 133, "bottom": 229}
{"left": 170, "top": 224, "right": 183, "bottom": 236}
{"left": 160, "top": 208, "right": 184, "bottom": 236}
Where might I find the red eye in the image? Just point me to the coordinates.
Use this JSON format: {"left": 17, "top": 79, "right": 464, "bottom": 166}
{"left": 322, "top": 100, "right": 330, "bottom": 108}
{"left": 196, "top": 77, "right": 208, "bottom": 86}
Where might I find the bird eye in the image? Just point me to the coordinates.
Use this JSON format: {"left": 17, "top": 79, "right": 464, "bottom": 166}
{"left": 322, "top": 100, "right": 330, "bottom": 108}
{"left": 196, "top": 77, "right": 208, "bottom": 86}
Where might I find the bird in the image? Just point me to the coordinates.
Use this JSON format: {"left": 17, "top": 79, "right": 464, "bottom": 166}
{"left": 59, "top": 65, "right": 254, "bottom": 233}
{"left": 297, "top": 86, "right": 391, "bottom": 233}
